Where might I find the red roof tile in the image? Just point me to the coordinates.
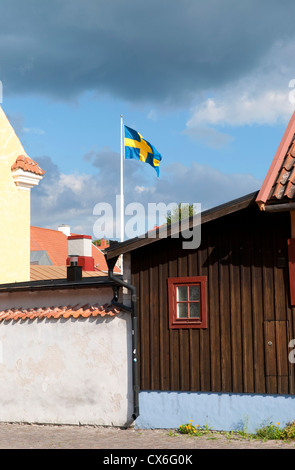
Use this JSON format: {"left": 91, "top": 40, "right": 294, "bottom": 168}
{"left": 268, "top": 136, "right": 295, "bottom": 201}
{"left": 11, "top": 155, "right": 45, "bottom": 175}
{"left": 256, "top": 112, "right": 295, "bottom": 207}
{"left": 30, "top": 226, "right": 120, "bottom": 274}
{"left": 0, "top": 303, "right": 121, "bottom": 322}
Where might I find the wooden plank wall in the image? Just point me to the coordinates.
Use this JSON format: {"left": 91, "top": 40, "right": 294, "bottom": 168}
{"left": 131, "top": 206, "right": 295, "bottom": 394}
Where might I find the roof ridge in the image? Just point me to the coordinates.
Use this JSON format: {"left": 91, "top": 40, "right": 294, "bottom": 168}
{"left": 0, "top": 303, "right": 122, "bottom": 322}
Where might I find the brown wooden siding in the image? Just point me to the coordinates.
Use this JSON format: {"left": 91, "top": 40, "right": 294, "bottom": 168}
{"left": 131, "top": 205, "right": 295, "bottom": 394}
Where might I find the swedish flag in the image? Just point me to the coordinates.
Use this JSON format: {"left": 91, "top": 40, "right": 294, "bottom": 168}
{"left": 124, "top": 125, "right": 162, "bottom": 176}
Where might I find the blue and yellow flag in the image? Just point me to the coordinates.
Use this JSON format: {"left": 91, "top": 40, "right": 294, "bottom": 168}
{"left": 124, "top": 125, "right": 162, "bottom": 176}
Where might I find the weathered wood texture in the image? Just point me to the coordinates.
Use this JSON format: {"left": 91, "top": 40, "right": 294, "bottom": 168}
{"left": 131, "top": 205, "right": 295, "bottom": 394}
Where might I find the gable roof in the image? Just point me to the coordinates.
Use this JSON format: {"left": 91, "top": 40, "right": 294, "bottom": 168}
{"left": 30, "top": 226, "right": 121, "bottom": 274}
{"left": 31, "top": 226, "right": 69, "bottom": 265}
{"left": 105, "top": 191, "right": 259, "bottom": 262}
{"left": 256, "top": 111, "right": 295, "bottom": 208}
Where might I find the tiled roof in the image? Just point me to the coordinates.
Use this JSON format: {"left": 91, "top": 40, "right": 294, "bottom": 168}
{"left": 30, "top": 226, "right": 120, "bottom": 274}
{"left": 269, "top": 137, "right": 295, "bottom": 200}
{"left": 256, "top": 111, "right": 295, "bottom": 207}
{"left": 0, "top": 303, "right": 121, "bottom": 322}
{"left": 11, "top": 155, "right": 45, "bottom": 175}
{"left": 31, "top": 226, "right": 69, "bottom": 265}
{"left": 30, "top": 265, "right": 106, "bottom": 281}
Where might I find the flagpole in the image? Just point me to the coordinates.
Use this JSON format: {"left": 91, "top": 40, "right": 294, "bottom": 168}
{"left": 120, "top": 114, "right": 124, "bottom": 243}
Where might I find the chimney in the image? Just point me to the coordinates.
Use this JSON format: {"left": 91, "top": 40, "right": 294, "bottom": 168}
{"left": 100, "top": 238, "right": 109, "bottom": 249}
{"left": 67, "top": 255, "right": 82, "bottom": 282}
{"left": 67, "top": 235, "right": 95, "bottom": 271}
{"left": 58, "top": 224, "right": 71, "bottom": 237}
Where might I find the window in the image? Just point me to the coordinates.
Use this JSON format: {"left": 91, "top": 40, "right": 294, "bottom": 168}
{"left": 168, "top": 276, "right": 207, "bottom": 329}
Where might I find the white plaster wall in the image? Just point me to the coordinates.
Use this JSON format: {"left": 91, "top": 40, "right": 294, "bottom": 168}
{"left": 0, "top": 287, "right": 133, "bottom": 426}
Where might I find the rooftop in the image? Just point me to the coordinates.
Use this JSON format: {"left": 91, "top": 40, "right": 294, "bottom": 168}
{"left": 11, "top": 155, "right": 45, "bottom": 176}
{"left": 0, "top": 303, "right": 122, "bottom": 322}
{"left": 30, "top": 265, "right": 106, "bottom": 281}
{"left": 30, "top": 226, "right": 121, "bottom": 275}
{"left": 256, "top": 111, "right": 295, "bottom": 208}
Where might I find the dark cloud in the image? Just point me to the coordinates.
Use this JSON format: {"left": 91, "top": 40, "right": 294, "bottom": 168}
{"left": 0, "top": 0, "right": 294, "bottom": 105}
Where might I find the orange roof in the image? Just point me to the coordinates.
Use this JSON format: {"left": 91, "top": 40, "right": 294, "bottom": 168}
{"left": 268, "top": 139, "right": 295, "bottom": 200}
{"left": 11, "top": 155, "right": 45, "bottom": 175}
{"left": 30, "top": 226, "right": 120, "bottom": 274}
{"left": 256, "top": 111, "right": 295, "bottom": 206}
{"left": 31, "top": 227, "right": 69, "bottom": 265}
{"left": 0, "top": 303, "right": 121, "bottom": 322}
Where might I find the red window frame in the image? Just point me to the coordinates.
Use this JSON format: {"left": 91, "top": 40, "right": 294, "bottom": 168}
{"left": 168, "top": 276, "right": 207, "bottom": 329}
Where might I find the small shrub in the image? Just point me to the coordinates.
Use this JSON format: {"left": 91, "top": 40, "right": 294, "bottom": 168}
{"left": 280, "top": 421, "right": 295, "bottom": 440}
{"left": 255, "top": 422, "right": 282, "bottom": 440}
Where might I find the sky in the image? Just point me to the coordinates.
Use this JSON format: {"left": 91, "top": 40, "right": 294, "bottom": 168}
{"left": 1, "top": 0, "right": 295, "bottom": 240}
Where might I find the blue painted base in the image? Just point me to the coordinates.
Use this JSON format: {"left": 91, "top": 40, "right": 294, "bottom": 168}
{"left": 135, "top": 391, "right": 295, "bottom": 433}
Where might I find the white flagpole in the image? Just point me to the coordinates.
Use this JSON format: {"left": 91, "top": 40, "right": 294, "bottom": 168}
{"left": 120, "top": 115, "right": 124, "bottom": 243}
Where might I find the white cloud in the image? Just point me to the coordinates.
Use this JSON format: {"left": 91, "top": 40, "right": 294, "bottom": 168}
{"left": 152, "top": 162, "right": 261, "bottom": 211}
{"left": 31, "top": 154, "right": 261, "bottom": 238}
{"left": 184, "top": 38, "right": 295, "bottom": 147}
{"left": 187, "top": 91, "right": 293, "bottom": 129}
{"left": 134, "top": 185, "right": 156, "bottom": 194}
{"left": 23, "top": 127, "right": 45, "bottom": 135}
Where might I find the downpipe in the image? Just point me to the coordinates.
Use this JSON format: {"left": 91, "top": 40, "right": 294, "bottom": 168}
{"left": 108, "top": 265, "right": 139, "bottom": 421}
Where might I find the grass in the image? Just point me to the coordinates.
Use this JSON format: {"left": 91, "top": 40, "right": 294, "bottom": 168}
{"left": 176, "top": 419, "right": 295, "bottom": 442}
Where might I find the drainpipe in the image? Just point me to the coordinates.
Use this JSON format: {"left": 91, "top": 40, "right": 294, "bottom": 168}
{"left": 107, "top": 258, "right": 139, "bottom": 421}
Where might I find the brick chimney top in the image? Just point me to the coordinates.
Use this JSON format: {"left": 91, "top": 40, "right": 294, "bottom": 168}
{"left": 100, "top": 239, "right": 109, "bottom": 249}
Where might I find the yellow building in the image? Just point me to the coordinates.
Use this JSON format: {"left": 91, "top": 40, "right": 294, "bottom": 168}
{"left": 0, "top": 106, "right": 44, "bottom": 283}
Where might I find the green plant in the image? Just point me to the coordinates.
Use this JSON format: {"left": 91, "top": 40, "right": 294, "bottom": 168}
{"left": 280, "top": 421, "right": 295, "bottom": 440}
{"left": 178, "top": 420, "right": 210, "bottom": 437}
{"left": 255, "top": 421, "right": 282, "bottom": 441}
{"left": 177, "top": 418, "right": 295, "bottom": 442}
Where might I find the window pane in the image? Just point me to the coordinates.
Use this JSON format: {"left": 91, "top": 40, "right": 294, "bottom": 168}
{"left": 189, "top": 302, "right": 200, "bottom": 318}
{"left": 189, "top": 285, "right": 199, "bottom": 301}
{"left": 177, "top": 302, "right": 188, "bottom": 318}
{"left": 177, "top": 286, "right": 187, "bottom": 301}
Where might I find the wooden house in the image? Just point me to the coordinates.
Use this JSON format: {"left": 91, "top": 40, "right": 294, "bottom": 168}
{"left": 105, "top": 112, "right": 295, "bottom": 432}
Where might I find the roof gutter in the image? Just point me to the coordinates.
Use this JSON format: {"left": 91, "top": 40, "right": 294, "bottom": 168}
{"left": 107, "top": 258, "right": 139, "bottom": 422}
{"left": 263, "top": 203, "right": 295, "bottom": 212}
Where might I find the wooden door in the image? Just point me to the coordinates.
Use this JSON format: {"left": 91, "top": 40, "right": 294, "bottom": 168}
{"left": 264, "top": 321, "right": 290, "bottom": 394}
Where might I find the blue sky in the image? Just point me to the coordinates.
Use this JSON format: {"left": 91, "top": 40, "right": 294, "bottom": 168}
{"left": 1, "top": 0, "right": 295, "bottom": 239}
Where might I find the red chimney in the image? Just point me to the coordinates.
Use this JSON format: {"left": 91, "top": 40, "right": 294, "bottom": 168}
{"left": 66, "top": 235, "right": 95, "bottom": 271}
{"left": 100, "top": 239, "right": 109, "bottom": 249}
